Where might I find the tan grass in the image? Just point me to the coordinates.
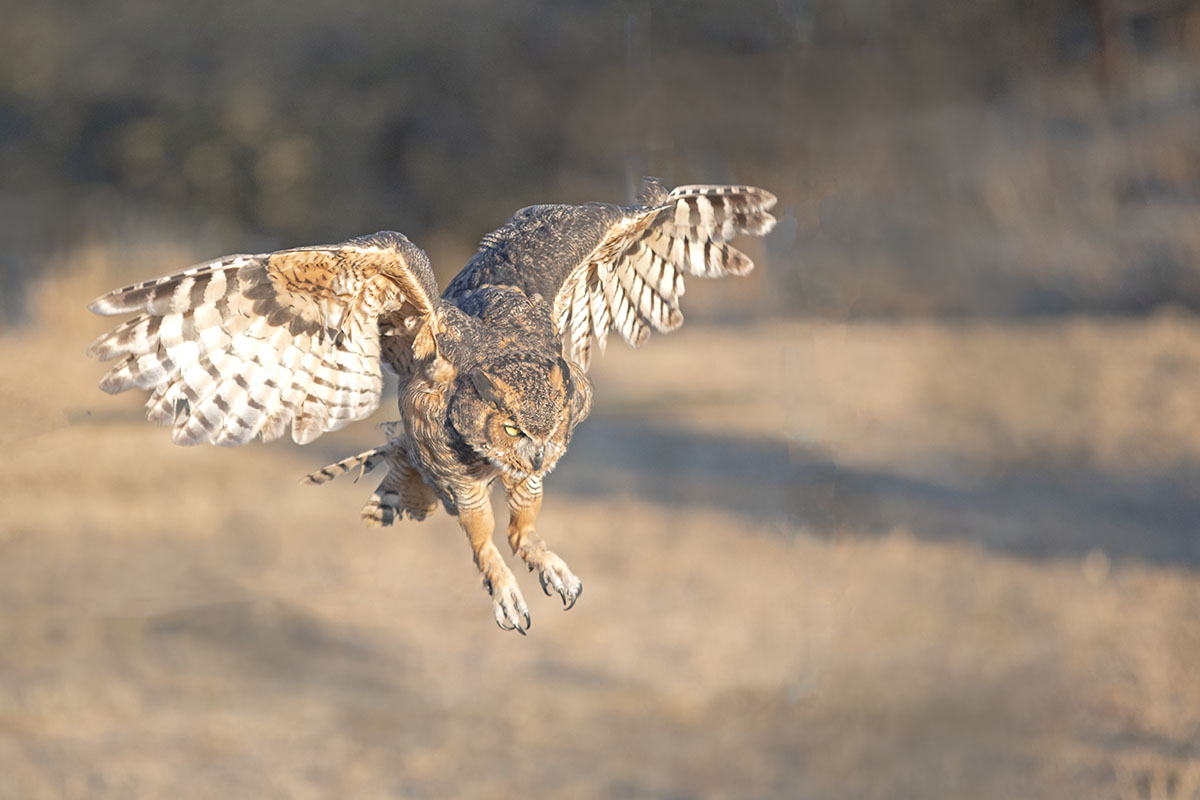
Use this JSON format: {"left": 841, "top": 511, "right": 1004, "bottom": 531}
{"left": 1, "top": 250, "right": 1198, "bottom": 798}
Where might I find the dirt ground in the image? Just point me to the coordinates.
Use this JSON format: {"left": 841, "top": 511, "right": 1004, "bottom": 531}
{"left": 1, "top": 261, "right": 1199, "bottom": 799}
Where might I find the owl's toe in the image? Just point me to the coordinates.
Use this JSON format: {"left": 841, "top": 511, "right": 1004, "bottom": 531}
{"left": 535, "top": 552, "right": 583, "bottom": 611}
{"left": 487, "top": 574, "right": 531, "bottom": 634}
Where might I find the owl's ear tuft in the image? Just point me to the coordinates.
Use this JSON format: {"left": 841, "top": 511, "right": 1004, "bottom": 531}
{"left": 549, "top": 357, "right": 573, "bottom": 395}
{"left": 470, "top": 369, "right": 510, "bottom": 408}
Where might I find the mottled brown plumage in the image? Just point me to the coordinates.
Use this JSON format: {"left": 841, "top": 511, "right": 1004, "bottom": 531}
{"left": 88, "top": 178, "right": 777, "bottom": 632}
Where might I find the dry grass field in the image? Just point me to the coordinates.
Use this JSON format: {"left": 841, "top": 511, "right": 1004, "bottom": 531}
{"left": 1, "top": 251, "right": 1198, "bottom": 798}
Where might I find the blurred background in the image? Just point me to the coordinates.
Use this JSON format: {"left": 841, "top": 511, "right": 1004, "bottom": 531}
{"left": 2, "top": 1, "right": 1199, "bottom": 797}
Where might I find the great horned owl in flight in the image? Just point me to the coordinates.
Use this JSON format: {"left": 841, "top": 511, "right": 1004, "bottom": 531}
{"left": 87, "top": 178, "right": 777, "bottom": 633}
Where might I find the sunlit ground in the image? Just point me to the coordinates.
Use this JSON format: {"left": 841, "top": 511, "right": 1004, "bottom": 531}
{"left": 1, "top": 249, "right": 1197, "bottom": 798}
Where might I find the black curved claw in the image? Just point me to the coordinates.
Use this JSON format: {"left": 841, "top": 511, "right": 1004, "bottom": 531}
{"left": 539, "top": 573, "right": 553, "bottom": 597}
{"left": 495, "top": 610, "right": 528, "bottom": 634}
{"left": 564, "top": 582, "right": 582, "bottom": 611}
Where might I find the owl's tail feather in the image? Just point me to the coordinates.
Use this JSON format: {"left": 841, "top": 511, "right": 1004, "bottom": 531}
{"left": 360, "top": 462, "right": 407, "bottom": 527}
{"left": 359, "top": 451, "right": 440, "bottom": 526}
{"left": 302, "top": 423, "right": 439, "bottom": 526}
{"left": 302, "top": 445, "right": 391, "bottom": 485}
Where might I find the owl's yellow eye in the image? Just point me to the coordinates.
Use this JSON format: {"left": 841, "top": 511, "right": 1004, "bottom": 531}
{"left": 503, "top": 424, "right": 522, "bottom": 438}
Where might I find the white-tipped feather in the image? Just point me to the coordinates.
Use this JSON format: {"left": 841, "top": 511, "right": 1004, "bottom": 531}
{"left": 554, "top": 183, "right": 776, "bottom": 367}
{"left": 87, "top": 232, "right": 438, "bottom": 447}
{"left": 587, "top": 275, "right": 610, "bottom": 349}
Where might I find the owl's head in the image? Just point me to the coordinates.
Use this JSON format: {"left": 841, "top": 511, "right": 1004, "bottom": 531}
{"left": 451, "top": 356, "right": 589, "bottom": 478}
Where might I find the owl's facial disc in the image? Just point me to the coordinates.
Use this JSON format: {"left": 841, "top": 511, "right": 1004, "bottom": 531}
{"left": 488, "top": 415, "right": 556, "bottom": 475}
{"left": 512, "top": 429, "right": 549, "bottom": 472}
{"left": 465, "top": 361, "right": 569, "bottom": 477}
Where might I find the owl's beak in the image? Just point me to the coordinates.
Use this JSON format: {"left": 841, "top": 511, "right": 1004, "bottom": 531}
{"left": 531, "top": 446, "right": 545, "bottom": 471}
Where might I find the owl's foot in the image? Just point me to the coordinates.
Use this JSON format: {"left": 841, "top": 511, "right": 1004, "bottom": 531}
{"left": 526, "top": 550, "right": 583, "bottom": 610}
{"left": 484, "top": 570, "right": 531, "bottom": 634}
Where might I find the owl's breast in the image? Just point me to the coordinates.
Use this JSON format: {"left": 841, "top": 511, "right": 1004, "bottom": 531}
{"left": 395, "top": 350, "right": 498, "bottom": 514}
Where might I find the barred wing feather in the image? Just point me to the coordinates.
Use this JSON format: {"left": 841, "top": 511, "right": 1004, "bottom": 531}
{"left": 552, "top": 184, "right": 777, "bottom": 369}
{"left": 86, "top": 231, "right": 440, "bottom": 447}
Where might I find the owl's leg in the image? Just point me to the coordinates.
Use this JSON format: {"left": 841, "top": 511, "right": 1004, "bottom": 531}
{"left": 503, "top": 475, "right": 583, "bottom": 610}
{"left": 303, "top": 431, "right": 437, "bottom": 526}
{"left": 457, "top": 488, "right": 530, "bottom": 634}
{"left": 360, "top": 450, "right": 438, "bottom": 526}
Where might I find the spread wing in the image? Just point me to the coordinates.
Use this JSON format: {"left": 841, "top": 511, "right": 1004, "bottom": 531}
{"left": 551, "top": 182, "right": 777, "bottom": 369}
{"left": 87, "top": 231, "right": 440, "bottom": 446}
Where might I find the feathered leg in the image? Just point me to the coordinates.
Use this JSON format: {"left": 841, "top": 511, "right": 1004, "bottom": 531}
{"left": 455, "top": 485, "right": 530, "bottom": 634}
{"left": 302, "top": 423, "right": 438, "bottom": 526}
{"left": 502, "top": 473, "right": 582, "bottom": 610}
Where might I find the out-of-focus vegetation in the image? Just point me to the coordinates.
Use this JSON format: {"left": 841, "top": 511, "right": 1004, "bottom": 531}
{"left": 2, "top": 0, "right": 1199, "bottom": 323}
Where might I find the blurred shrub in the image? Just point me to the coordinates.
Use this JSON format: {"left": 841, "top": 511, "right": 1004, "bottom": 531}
{"left": 0, "top": 0, "right": 1198, "bottom": 321}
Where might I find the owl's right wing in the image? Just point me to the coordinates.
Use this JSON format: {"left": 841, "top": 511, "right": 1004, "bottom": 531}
{"left": 552, "top": 183, "right": 777, "bottom": 369}
{"left": 87, "top": 230, "right": 441, "bottom": 447}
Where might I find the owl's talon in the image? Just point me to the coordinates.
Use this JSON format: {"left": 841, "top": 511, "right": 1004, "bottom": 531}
{"left": 489, "top": 574, "right": 531, "bottom": 634}
{"left": 538, "top": 569, "right": 564, "bottom": 598}
{"left": 563, "top": 582, "right": 582, "bottom": 611}
{"left": 528, "top": 551, "right": 582, "bottom": 611}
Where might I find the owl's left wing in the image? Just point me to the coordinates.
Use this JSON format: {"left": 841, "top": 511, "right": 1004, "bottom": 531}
{"left": 552, "top": 183, "right": 777, "bottom": 369}
{"left": 87, "top": 231, "right": 440, "bottom": 446}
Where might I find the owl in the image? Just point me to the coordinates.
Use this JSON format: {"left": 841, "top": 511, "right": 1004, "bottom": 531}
{"left": 87, "top": 178, "right": 777, "bottom": 633}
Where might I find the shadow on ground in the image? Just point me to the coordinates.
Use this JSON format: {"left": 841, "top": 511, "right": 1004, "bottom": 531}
{"left": 552, "top": 418, "right": 1200, "bottom": 567}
